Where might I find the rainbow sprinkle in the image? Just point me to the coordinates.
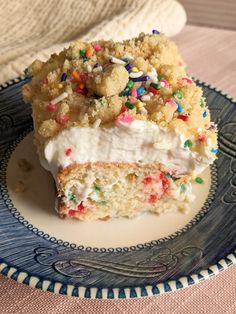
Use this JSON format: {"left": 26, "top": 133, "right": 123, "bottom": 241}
{"left": 198, "top": 133, "right": 206, "bottom": 143}
{"left": 129, "top": 70, "right": 143, "bottom": 79}
{"left": 165, "top": 98, "right": 176, "bottom": 107}
{"left": 50, "top": 92, "right": 68, "bottom": 105}
{"left": 130, "top": 88, "right": 137, "bottom": 97}
{"left": 137, "top": 86, "right": 145, "bottom": 95}
{"left": 93, "top": 43, "right": 102, "bottom": 52}
{"left": 65, "top": 148, "right": 72, "bottom": 156}
{"left": 93, "top": 184, "right": 101, "bottom": 193}
{"left": 178, "top": 114, "right": 189, "bottom": 122}
{"left": 61, "top": 73, "right": 67, "bottom": 81}
{"left": 158, "top": 75, "right": 165, "bottom": 81}
{"left": 122, "top": 88, "right": 130, "bottom": 96}
{"left": 131, "top": 67, "right": 139, "bottom": 72}
{"left": 200, "top": 98, "right": 205, "bottom": 107}
{"left": 150, "top": 82, "right": 161, "bottom": 90}
{"left": 71, "top": 70, "right": 81, "bottom": 81}
{"left": 68, "top": 193, "right": 76, "bottom": 202}
{"left": 86, "top": 46, "right": 94, "bottom": 58}
{"left": 79, "top": 49, "right": 86, "bottom": 57}
{"left": 195, "top": 177, "right": 204, "bottom": 184}
{"left": 92, "top": 118, "right": 101, "bottom": 128}
{"left": 127, "top": 80, "right": 134, "bottom": 88}
{"left": 176, "top": 102, "right": 183, "bottom": 112}
{"left": 125, "top": 102, "right": 136, "bottom": 109}
{"left": 178, "top": 77, "right": 193, "bottom": 85}
{"left": 173, "top": 90, "right": 183, "bottom": 99}
{"left": 211, "top": 148, "right": 218, "bottom": 154}
{"left": 125, "top": 63, "right": 133, "bottom": 72}
{"left": 131, "top": 75, "right": 150, "bottom": 82}
{"left": 159, "top": 79, "right": 170, "bottom": 87}
{"left": 116, "top": 113, "right": 134, "bottom": 125}
{"left": 136, "top": 101, "right": 143, "bottom": 109}
{"left": 143, "top": 176, "right": 152, "bottom": 185}
{"left": 148, "top": 86, "right": 159, "bottom": 95}
{"left": 203, "top": 111, "right": 207, "bottom": 118}
{"left": 77, "top": 202, "right": 87, "bottom": 213}
{"left": 46, "top": 103, "right": 57, "bottom": 111}
{"left": 184, "top": 139, "right": 193, "bottom": 148}
{"left": 68, "top": 210, "right": 77, "bottom": 217}
{"left": 75, "top": 85, "right": 87, "bottom": 95}
{"left": 148, "top": 194, "right": 158, "bottom": 203}
{"left": 56, "top": 115, "right": 69, "bottom": 125}
{"left": 110, "top": 56, "right": 126, "bottom": 65}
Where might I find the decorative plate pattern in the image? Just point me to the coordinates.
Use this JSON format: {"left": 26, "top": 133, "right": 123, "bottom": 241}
{"left": 0, "top": 76, "right": 235, "bottom": 299}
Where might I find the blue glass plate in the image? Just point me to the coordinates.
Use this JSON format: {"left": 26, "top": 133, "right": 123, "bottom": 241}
{"left": 0, "top": 76, "right": 235, "bottom": 299}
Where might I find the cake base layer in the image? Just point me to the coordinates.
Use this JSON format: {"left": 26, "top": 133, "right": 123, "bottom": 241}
{"left": 57, "top": 163, "right": 194, "bottom": 220}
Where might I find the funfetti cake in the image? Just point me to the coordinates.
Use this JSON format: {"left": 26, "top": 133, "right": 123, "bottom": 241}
{"left": 22, "top": 31, "right": 218, "bottom": 221}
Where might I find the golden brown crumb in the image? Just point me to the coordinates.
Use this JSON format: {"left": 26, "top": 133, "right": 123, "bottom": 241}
{"left": 86, "top": 64, "right": 129, "bottom": 96}
{"left": 17, "top": 159, "right": 32, "bottom": 172}
{"left": 99, "top": 216, "right": 110, "bottom": 221}
{"left": 14, "top": 181, "right": 26, "bottom": 193}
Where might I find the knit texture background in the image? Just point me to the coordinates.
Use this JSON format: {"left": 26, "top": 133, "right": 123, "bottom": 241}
{"left": 0, "top": 0, "right": 186, "bottom": 84}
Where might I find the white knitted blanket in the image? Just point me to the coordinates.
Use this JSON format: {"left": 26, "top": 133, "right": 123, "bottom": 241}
{"left": 0, "top": 0, "right": 186, "bottom": 84}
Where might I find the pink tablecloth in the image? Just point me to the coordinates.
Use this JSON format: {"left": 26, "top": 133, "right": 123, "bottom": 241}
{"left": 0, "top": 265, "right": 235, "bottom": 314}
{"left": 0, "top": 25, "right": 236, "bottom": 313}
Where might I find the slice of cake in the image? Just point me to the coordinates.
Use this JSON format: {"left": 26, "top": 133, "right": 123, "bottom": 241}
{"left": 23, "top": 32, "right": 218, "bottom": 221}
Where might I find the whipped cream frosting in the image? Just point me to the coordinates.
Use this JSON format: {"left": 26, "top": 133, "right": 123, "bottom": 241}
{"left": 43, "top": 120, "right": 214, "bottom": 177}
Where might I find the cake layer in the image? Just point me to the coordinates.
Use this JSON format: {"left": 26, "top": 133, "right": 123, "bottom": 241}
{"left": 44, "top": 120, "right": 215, "bottom": 178}
{"left": 57, "top": 163, "right": 194, "bottom": 220}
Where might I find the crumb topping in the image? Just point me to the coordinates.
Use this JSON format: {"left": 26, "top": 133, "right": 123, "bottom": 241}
{"left": 23, "top": 32, "right": 217, "bottom": 154}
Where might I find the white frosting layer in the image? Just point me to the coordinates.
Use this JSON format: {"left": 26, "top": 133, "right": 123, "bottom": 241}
{"left": 43, "top": 120, "right": 214, "bottom": 176}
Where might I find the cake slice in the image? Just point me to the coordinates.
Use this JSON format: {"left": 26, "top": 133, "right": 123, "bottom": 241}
{"left": 23, "top": 32, "right": 218, "bottom": 220}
